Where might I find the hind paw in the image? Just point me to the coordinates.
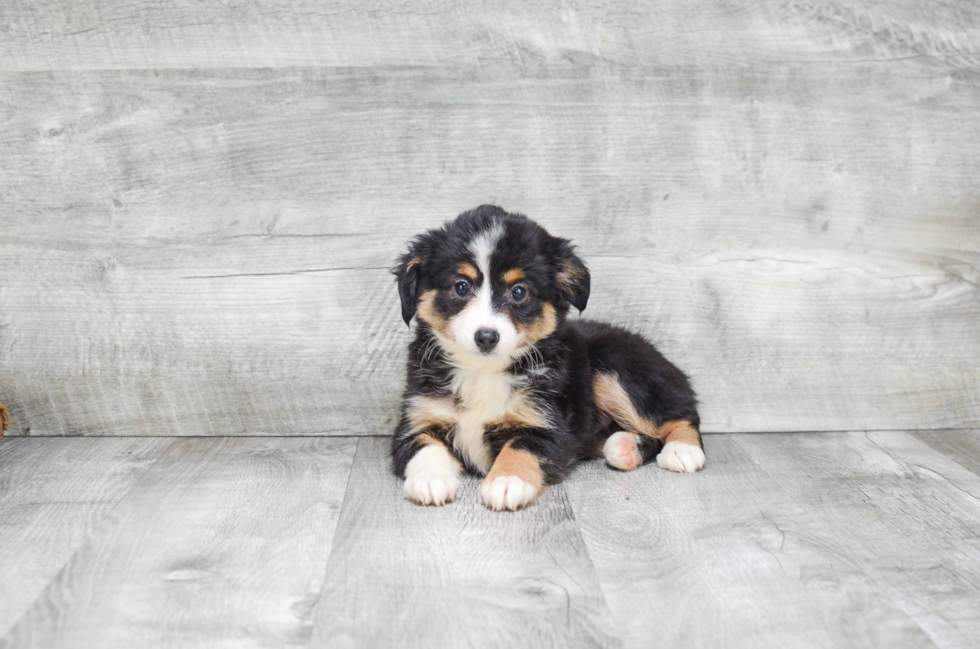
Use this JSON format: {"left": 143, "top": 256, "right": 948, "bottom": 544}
{"left": 657, "top": 441, "right": 705, "bottom": 473}
{"left": 603, "top": 431, "right": 643, "bottom": 471}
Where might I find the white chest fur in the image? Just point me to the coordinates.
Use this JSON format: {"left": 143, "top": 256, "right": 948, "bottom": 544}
{"left": 448, "top": 358, "right": 517, "bottom": 475}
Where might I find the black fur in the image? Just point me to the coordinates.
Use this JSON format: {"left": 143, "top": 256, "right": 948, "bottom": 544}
{"left": 392, "top": 205, "right": 701, "bottom": 490}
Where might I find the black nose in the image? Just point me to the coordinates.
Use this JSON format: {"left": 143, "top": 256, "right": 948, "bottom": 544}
{"left": 474, "top": 328, "right": 500, "bottom": 353}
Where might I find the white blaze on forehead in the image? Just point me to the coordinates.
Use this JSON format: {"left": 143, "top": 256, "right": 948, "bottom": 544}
{"left": 470, "top": 226, "right": 498, "bottom": 335}
{"left": 469, "top": 223, "right": 504, "bottom": 284}
{"left": 447, "top": 223, "right": 521, "bottom": 358}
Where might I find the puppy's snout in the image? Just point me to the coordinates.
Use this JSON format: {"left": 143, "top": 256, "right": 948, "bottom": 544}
{"left": 474, "top": 328, "right": 500, "bottom": 353}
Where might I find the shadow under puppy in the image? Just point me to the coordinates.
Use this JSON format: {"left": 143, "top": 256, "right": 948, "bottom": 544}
{"left": 392, "top": 205, "right": 704, "bottom": 511}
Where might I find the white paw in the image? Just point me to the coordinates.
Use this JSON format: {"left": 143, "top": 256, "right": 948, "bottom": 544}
{"left": 481, "top": 475, "right": 540, "bottom": 511}
{"left": 403, "top": 445, "right": 462, "bottom": 506}
{"left": 603, "top": 431, "right": 643, "bottom": 471}
{"left": 404, "top": 469, "right": 460, "bottom": 506}
{"left": 657, "top": 441, "right": 706, "bottom": 474}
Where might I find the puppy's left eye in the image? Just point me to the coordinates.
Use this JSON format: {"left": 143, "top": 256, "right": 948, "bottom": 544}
{"left": 510, "top": 285, "right": 527, "bottom": 301}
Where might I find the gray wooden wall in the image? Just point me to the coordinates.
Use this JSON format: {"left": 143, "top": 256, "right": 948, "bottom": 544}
{"left": 1, "top": 1, "right": 978, "bottom": 437}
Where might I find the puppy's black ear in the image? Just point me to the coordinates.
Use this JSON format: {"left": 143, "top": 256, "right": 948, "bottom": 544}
{"left": 552, "top": 238, "right": 590, "bottom": 312}
{"left": 395, "top": 232, "right": 441, "bottom": 326}
{"left": 394, "top": 251, "right": 423, "bottom": 326}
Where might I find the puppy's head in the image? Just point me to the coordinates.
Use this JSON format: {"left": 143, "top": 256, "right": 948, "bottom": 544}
{"left": 394, "top": 205, "right": 589, "bottom": 362}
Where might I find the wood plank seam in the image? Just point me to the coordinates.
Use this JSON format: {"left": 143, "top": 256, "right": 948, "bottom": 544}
{"left": 0, "top": 437, "right": 178, "bottom": 639}
{"left": 306, "top": 437, "right": 363, "bottom": 626}
{"left": 723, "top": 432, "right": 961, "bottom": 648}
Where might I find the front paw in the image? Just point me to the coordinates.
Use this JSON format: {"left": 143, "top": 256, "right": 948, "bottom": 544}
{"left": 404, "top": 468, "right": 460, "bottom": 506}
{"left": 403, "top": 443, "right": 462, "bottom": 506}
{"left": 657, "top": 441, "right": 706, "bottom": 473}
{"left": 481, "top": 475, "right": 540, "bottom": 511}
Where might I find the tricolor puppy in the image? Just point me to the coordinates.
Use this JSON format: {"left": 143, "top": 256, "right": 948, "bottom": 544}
{"left": 392, "top": 205, "right": 704, "bottom": 511}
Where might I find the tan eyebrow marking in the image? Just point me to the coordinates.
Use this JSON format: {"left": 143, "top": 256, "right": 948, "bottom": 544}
{"left": 458, "top": 262, "right": 479, "bottom": 282}
{"left": 502, "top": 268, "right": 526, "bottom": 284}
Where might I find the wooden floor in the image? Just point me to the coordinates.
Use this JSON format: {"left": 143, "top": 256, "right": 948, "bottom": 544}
{"left": 1, "top": 432, "right": 978, "bottom": 648}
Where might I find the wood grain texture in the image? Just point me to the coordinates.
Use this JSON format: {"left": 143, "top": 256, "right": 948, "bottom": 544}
{"left": 0, "top": 437, "right": 357, "bottom": 648}
{"left": 3, "top": 432, "right": 980, "bottom": 646}
{"left": 2, "top": 63, "right": 979, "bottom": 435}
{"left": 0, "top": 437, "right": 171, "bottom": 636}
{"left": 912, "top": 429, "right": 980, "bottom": 478}
{"left": 733, "top": 431, "right": 980, "bottom": 648}
{"left": 564, "top": 435, "right": 935, "bottom": 648}
{"left": 312, "top": 437, "right": 617, "bottom": 648}
{"left": 2, "top": 1, "right": 979, "bottom": 70}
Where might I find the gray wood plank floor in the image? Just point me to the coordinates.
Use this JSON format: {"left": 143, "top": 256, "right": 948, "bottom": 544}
{"left": 0, "top": 438, "right": 172, "bottom": 637}
{"left": 0, "top": 438, "right": 357, "bottom": 648}
{"left": 2, "top": 432, "right": 979, "bottom": 648}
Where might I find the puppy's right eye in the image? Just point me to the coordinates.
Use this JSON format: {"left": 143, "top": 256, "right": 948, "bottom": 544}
{"left": 454, "top": 280, "right": 470, "bottom": 297}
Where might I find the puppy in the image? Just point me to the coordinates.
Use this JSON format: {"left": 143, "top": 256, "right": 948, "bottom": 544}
{"left": 392, "top": 205, "right": 704, "bottom": 510}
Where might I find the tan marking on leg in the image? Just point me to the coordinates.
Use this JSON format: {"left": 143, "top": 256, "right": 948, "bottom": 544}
{"left": 516, "top": 302, "right": 557, "bottom": 347}
{"left": 407, "top": 395, "right": 457, "bottom": 434}
{"left": 458, "top": 262, "right": 478, "bottom": 282}
{"left": 485, "top": 440, "right": 544, "bottom": 490}
{"left": 659, "top": 419, "right": 702, "bottom": 447}
{"left": 593, "top": 373, "right": 701, "bottom": 447}
{"left": 502, "top": 268, "right": 525, "bottom": 284}
{"left": 592, "top": 374, "right": 659, "bottom": 438}
{"left": 416, "top": 290, "right": 450, "bottom": 335}
{"left": 0, "top": 404, "right": 9, "bottom": 435}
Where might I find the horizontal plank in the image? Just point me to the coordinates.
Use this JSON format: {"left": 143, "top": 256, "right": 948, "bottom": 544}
{"left": 0, "top": 372, "right": 402, "bottom": 436}
{"left": 0, "top": 437, "right": 172, "bottom": 636}
{"left": 1, "top": 65, "right": 979, "bottom": 434}
{"left": 312, "top": 437, "right": 616, "bottom": 648}
{"left": 0, "top": 437, "right": 358, "bottom": 648}
{"left": 4, "top": 66, "right": 980, "bottom": 234}
{"left": 2, "top": 247, "right": 978, "bottom": 436}
{"left": 2, "top": 1, "right": 979, "bottom": 71}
